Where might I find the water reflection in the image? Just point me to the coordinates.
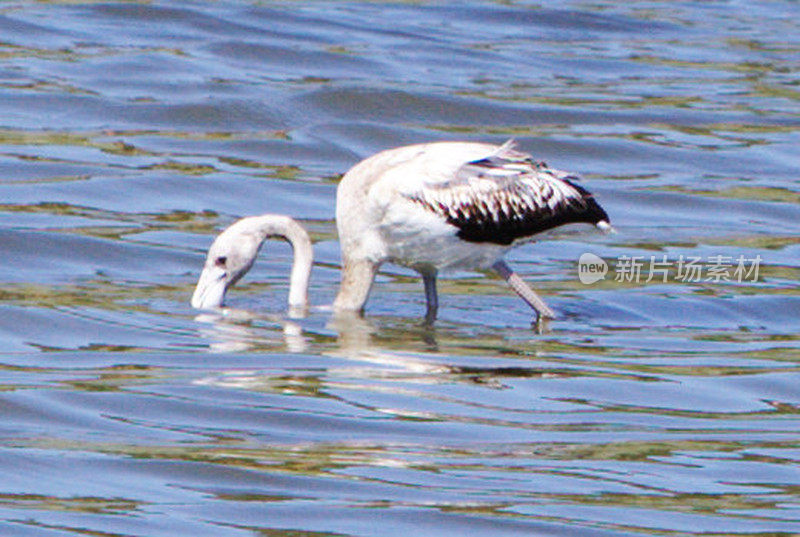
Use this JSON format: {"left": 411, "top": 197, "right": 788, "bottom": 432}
{"left": 190, "top": 305, "right": 672, "bottom": 402}
{"left": 194, "top": 310, "right": 309, "bottom": 354}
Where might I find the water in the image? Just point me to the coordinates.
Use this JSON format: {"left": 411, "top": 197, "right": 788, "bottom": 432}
{"left": 1, "top": 1, "right": 799, "bottom": 535}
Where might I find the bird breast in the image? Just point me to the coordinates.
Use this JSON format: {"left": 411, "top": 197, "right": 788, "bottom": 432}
{"left": 378, "top": 194, "right": 509, "bottom": 271}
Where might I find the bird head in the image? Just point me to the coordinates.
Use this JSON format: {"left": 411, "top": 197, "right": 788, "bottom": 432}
{"left": 191, "top": 221, "right": 264, "bottom": 309}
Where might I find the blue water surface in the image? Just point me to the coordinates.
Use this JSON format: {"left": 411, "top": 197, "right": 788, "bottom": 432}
{"left": 0, "top": 1, "right": 799, "bottom": 536}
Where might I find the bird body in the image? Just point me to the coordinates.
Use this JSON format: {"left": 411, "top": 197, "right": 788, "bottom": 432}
{"left": 333, "top": 141, "right": 610, "bottom": 319}
{"left": 338, "top": 142, "right": 502, "bottom": 271}
{"left": 338, "top": 141, "right": 606, "bottom": 269}
{"left": 192, "top": 141, "right": 611, "bottom": 322}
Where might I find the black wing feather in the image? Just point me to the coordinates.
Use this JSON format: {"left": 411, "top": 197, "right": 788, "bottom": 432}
{"left": 404, "top": 144, "right": 609, "bottom": 245}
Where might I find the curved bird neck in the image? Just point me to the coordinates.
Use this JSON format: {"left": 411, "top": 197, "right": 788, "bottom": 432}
{"left": 247, "top": 215, "right": 313, "bottom": 311}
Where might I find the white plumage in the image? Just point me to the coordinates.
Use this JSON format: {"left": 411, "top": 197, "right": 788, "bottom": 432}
{"left": 192, "top": 140, "right": 611, "bottom": 322}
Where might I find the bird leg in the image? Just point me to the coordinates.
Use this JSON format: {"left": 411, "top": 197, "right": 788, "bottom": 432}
{"left": 421, "top": 269, "right": 439, "bottom": 324}
{"left": 491, "top": 260, "right": 556, "bottom": 320}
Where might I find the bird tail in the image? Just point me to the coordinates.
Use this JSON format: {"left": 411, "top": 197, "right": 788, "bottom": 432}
{"left": 596, "top": 220, "right": 616, "bottom": 234}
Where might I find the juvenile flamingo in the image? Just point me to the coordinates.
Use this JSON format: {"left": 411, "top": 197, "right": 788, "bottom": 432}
{"left": 191, "top": 141, "right": 611, "bottom": 321}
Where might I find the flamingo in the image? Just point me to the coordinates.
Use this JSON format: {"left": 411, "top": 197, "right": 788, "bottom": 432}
{"left": 191, "top": 141, "right": 611, "bottom": 321}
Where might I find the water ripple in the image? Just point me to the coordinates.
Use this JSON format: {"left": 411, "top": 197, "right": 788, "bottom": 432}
{"left": 0, "top": 0, "right": 798, "bottom": 535}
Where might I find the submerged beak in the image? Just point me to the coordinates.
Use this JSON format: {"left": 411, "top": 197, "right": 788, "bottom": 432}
{"left": 191, "top": 265, "right": 229, "bottom": 309}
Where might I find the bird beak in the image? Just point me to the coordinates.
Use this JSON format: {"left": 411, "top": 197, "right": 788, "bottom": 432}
{"left": 191, "top": 265, "right": 228, "bottom": 309}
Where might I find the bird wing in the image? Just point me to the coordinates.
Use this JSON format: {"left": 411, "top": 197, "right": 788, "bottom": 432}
{"left": 403, "top": 141, "right": 609, "bottom": 245}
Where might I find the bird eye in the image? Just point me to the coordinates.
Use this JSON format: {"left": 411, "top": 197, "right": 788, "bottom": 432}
{"left": 214, "top": 256, "right": 227, "bottom": 267}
